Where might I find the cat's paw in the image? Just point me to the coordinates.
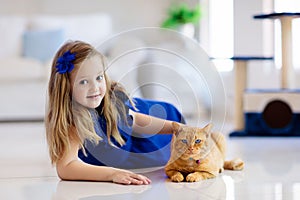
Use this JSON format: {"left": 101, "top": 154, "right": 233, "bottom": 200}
{"left": 186, "top": 173, "right": 202, "bottom": 182}
{"left": 224, "top": 158, "right": 245, "bottom": 170}
{"left": 170, "top": 172, "right": 184, "bottom": 182}
{"left": 231, "top": 158, "right": 244, "bottom": 170}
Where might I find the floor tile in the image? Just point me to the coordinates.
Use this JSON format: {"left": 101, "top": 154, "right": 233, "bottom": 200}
{"left": 1, "top": 123, "right": 300, "bottom": 199}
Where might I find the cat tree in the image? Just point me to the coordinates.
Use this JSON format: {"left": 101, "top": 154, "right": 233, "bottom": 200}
{"left": 230, "top": 12, "right": 300, "bottom": 137}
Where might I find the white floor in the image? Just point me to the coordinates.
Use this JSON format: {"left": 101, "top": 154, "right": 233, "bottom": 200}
{"left": 1, "top": 122, "right": 300, "bottom": 200}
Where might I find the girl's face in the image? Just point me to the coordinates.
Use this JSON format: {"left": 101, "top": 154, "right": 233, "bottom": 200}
{"left": 70, "top": 55, "right": 107, "bottom": 109}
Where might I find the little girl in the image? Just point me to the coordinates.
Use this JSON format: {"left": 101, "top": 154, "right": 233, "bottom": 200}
{"left": 45, "top": 40, "right": 185, "bottom": 185}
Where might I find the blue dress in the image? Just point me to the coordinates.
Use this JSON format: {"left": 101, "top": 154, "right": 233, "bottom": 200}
{"left": 78, "top": 94, "right": 185, "bottom": 169}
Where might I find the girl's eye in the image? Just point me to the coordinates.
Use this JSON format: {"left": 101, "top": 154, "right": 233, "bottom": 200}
{"left": 79, "top": 80, "right": 88, "bottom": 85}
{"left": 97, "top": 75, "right": 104, "bottom": 81}
{"left": 181, "top": 139, "right": 188, "bottom": 144}
{"left": 195, "top": 139, "right": 201, "bottom": 144}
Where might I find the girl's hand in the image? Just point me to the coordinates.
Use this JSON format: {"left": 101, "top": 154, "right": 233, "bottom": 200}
{"left": 111, "top": 169, "right": 151, "bottom": 185}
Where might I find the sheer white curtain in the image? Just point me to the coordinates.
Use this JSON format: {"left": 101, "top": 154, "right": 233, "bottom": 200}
{"left": 205, "top": 0, "right": 234, "bottom": 71}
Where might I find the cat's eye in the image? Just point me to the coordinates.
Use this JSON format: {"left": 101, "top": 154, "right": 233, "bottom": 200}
{"left": 195, "top": 139, "right": 201, "bottom": 144}
{"left": 181, "top": 139, "right": 188, "bottom": 144}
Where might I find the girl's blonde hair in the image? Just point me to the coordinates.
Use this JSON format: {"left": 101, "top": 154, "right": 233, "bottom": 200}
{"left": 45, "top": 40, "right": 131, "bottom": 164}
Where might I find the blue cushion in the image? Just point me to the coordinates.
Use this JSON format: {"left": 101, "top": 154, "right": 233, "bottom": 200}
{"left": 23, "top": 29, "right": 65, "bottom": 62}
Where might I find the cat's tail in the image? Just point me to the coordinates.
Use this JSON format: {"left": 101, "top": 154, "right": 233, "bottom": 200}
{"left": 224, "top": 158, "right": 244, "bottom": 170}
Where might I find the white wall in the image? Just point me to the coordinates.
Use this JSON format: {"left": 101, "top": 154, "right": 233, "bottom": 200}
{"left": 0, "top": 0, "right": 171, "bottom": 33}
{"left": 234, "top": 0, "right": 273, "bottom": 55}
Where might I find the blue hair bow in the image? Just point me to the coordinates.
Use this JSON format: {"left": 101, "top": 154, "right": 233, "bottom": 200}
{"left": 56, "top": 50, "right": 76, "bottom": 74}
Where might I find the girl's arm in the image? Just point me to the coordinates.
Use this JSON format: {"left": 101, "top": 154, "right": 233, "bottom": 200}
{"left": 130, "top": 110, "right": 182, "bottom": 134}
{"left": 56, "top": 132, "right": 151, "bottom": 185}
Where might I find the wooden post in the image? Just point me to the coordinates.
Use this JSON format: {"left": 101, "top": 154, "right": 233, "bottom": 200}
{"left": 280, "top": 17, "right": 294, "bottom": 89}
{"left": 234, "top": 60, "right": 247, "bottom": 130}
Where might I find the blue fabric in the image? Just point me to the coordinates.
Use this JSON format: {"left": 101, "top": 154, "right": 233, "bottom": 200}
{"left": 254, "top": 12, "right": 300, "bottom": 19}
{"left": 244, "top": 112, "right": 300, "bottom": 136}
{"left": 23, "top": 29, "right": 65, "bottom": 62}
{"left": 230, "top": 113, "right": 300, "bottom": 137}
{"left": 78, "top": 98, "right": 185, "bottom": 169}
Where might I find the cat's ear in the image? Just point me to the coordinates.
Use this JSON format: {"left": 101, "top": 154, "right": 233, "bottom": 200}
{"left": 172, "top": 122, "right": 181, "bottom": 135}
{"left": 203, "top": 123, "right": 213, "bottom": 137}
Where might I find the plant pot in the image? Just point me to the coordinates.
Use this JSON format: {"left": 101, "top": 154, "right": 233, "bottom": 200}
{"left": 176, "top": 23, "right": 195, "bottom": 38}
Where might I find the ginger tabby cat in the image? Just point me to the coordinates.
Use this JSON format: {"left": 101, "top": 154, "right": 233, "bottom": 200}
{"left": 165, "top": 122, "right": 244, "bottom": 182}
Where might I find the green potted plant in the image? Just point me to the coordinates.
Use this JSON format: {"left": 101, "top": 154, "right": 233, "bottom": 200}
{"left": 161, "top": 3, "right": 201, "bottom": 37}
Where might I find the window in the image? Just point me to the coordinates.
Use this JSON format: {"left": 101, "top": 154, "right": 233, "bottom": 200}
{"left": 207, "top": 0, "right": 234, "bottom": 71}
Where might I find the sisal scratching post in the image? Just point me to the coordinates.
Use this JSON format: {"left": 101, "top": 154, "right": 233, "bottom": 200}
{"left": 280, "top": 17, "right": 294, "bottom": 88}
{"left": 234, "top": 60, "right": 247, "bottom": 130}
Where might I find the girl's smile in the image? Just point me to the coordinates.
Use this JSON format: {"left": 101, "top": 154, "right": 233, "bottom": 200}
{"left": 70, "top": 55, "right": 107, "bottom": 108}
{"left": 87, "top": 94, "right": 101, "bottom": 100}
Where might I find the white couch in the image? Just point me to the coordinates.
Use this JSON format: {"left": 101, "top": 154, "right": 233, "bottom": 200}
{"left": 0, "top": 13, "right": 113, "bottom": 121}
